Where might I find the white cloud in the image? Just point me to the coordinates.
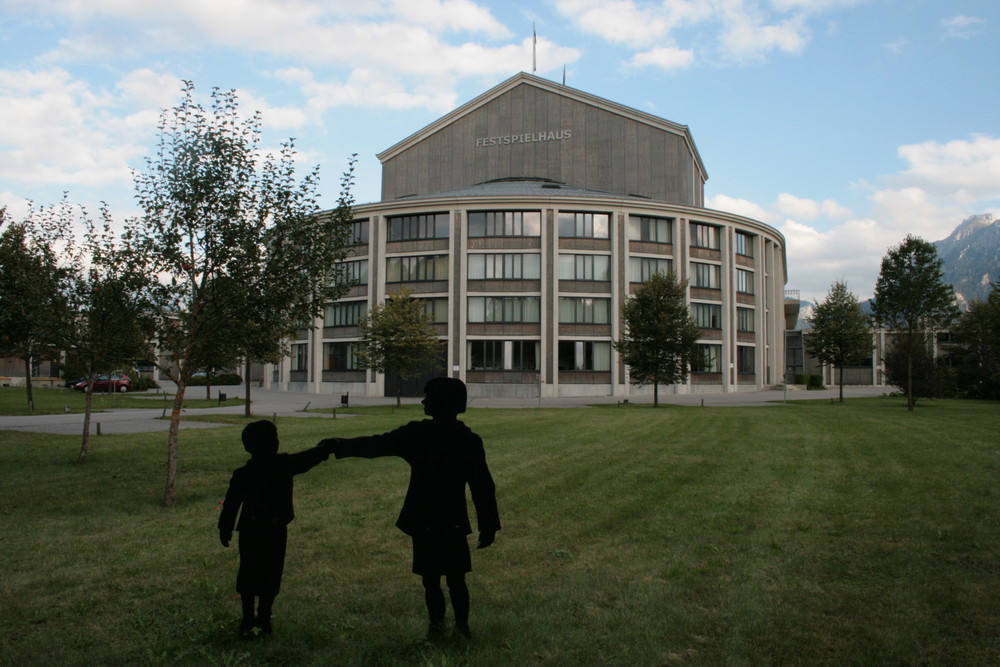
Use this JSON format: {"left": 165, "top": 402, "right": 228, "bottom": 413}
{"left": 942, "top": 15, "right": 986, "bottom": 39}
{"left": 776, "top": 193, "right": 852, "bottom": 220}
{"left": 629, "top": 47, "right": 695, "bottom": 71}
{"left": 884, "top": 37, "right": 907, "bottom": 54}
{"left": 896, "top": 135, "right": 1000, "bottom": 199}
{"left": 555, "top": 0, "right": 862, "bottom": 66}
{"left": 706, "top": 194, "right": 773, "bottom": 222}
{"left": 0, "top": 68, "right": 143, "bottom": 188}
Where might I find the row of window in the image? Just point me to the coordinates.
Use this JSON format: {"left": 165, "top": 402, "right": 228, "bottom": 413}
{"left": 341, "top": 256, "right": 753, "bottom": 292}
{"left": 303, "top": 340, "right": 755, "bottom": 374}
{"left": 324, "top": 297, "right": 757, "bottom": 330}
{"left": 351, "top": 211, "right": 755, "bottom": 252}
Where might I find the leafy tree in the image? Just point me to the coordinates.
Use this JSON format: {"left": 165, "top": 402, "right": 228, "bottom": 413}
{"left": 127, "top": 82, "right": 354, "bottom": 506}
{"left": 614, "top": 271, "right": 700, "bottom": 407}
{"left": 0, "top": 206, "right": 72, "bottom": 414}
{"left": 356, "top": 291, "right": 442, "bottom": 407}
{"left": 952, "top": 281, "right": 1000, "bottom": 399}
{"left": 63, "top": 204, "right": 155, "bottom": 463}
{"left": 882, "top": 338, "right": 955, "bottom": 400}
{"left": 806, "top": 281, "right": 872, "bottom": 402}
{"left": 871, "top": 236, "right": 958, "bottom": 411}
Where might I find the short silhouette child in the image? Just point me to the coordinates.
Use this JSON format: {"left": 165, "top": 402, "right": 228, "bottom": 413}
{"left": 218, "top": 420, "right": 330, "bottom": 636}
{"left": 322, "top": 377, "right": 500, "bottom": 640}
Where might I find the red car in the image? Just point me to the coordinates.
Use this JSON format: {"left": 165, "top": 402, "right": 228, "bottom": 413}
{"left": 74, "top": 374, "right": 132, "bottom": 393}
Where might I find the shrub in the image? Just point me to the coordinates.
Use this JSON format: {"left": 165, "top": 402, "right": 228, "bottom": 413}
{"left": 188, "top": 373, "right": 242, "bottom": 386}
{"left": 132, "top": 376, "right": 159, "bottom": 391}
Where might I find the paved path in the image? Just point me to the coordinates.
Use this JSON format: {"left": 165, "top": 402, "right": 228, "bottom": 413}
{"left": 0, "top": 384, "right": 891, "bottom": 436}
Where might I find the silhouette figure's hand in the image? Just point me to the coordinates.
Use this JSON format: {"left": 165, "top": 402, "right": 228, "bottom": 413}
{"left": 220, "top": 530, "right": 232, "bottom": 548}
{"left": 318, "top": 438, "right": 342, "bottom": 454}
{"left": 477, "top": 530, "right": 496, "bottom": 549}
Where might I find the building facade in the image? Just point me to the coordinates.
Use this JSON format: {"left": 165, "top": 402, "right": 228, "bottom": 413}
{"left": 268, "top": 73, "right": 791, "bottom": 399}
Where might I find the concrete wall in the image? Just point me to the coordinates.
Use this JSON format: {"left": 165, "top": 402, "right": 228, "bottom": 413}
{"left": 381, "top": 84, "right": 701, "bottom": 206}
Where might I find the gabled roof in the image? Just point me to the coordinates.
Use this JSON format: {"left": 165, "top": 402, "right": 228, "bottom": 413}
{"left": 376, "top": 72, "right": 708, "bottom": 182}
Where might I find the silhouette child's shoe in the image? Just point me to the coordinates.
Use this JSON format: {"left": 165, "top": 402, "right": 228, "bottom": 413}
{"left": 426, "top": 621, "right": 447, "bottom": 643}
{"left": 455, "top": 623, "right": 472, "bottom": 640}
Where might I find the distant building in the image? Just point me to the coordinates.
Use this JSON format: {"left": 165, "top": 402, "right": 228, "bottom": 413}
{"left": 267, "top": 73, "right": 792, "bottom": 399}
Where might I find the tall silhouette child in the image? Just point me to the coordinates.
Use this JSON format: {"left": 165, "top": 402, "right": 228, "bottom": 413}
{"left": 323, "top": 377, "right": 500, "bottom": 640}
{"left": 218, "top": 420, "right": 330, "bottom": 636}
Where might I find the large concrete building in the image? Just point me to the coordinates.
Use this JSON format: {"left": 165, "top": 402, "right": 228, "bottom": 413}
{"left": 268, "top": 73, "right": 792, "bottom": 399}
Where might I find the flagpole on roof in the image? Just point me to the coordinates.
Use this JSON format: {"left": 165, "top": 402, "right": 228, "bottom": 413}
{"left": 562, "top": 65, "right": 566, "bottom": 85}
{"left": 532, "top": 23, "right": 537, "bottom": 73}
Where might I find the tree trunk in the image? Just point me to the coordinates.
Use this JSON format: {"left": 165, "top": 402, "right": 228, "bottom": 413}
{"left": 839, "top": 365, "right": 844, "bottom": 403}
{"left": 23, "top": 356, "right": 35, "bottom": 414}
{"left": 163, "top": 383, "right": 187, "bottom": 506}
{"left": 77, "top": 384, "right": 94, "bottom": 463}
{"left": 653, "top": 378, "right": 659, "bottom": 408}
{"left": 907, "top": 353, "right": 914, "bottom": 411}
{"left": 244, "top": 358, "right": 253, "bottom": 417}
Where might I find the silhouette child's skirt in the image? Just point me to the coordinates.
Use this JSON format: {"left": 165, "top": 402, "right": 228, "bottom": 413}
{"left": 411, "top": 531, "right": 471, "bottom": 576}
{"left": 237, "top": 525, "right": 287, "bottom": 596}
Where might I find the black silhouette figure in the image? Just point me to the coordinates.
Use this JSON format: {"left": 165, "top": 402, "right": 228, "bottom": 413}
{"left": 218, "top": 420, "right": 330, "bottom": 636}
{"left": 322, "top": 377, "right": 500, "bottom": 641}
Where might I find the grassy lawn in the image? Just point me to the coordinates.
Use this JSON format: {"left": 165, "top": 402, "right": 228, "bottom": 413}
{"left": 0, "top": 386, "right": 247, "bottom": 415}
{"left": 1, "top": 397, "right": 998, "bottom": 666}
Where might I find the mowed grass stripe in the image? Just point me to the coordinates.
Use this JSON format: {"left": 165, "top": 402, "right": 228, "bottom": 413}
{"left": 1, "top": 397, "right": 998, "bottom": 665}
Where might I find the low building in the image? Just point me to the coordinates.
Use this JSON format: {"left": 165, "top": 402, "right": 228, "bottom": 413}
{"left": 267, "top": 73, "right": 791, "bottom": 399}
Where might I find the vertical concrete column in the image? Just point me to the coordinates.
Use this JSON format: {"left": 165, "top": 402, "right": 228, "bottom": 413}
{"left": 722, "top": 226, "right": 733, "bottom": 391}
{"left": 612, "top": 211, "right": 625, "bottom": 395}
{"left": 370, "top": 214, "right": 385, "bottom": 397}
{"left": 544, "top": 208, "right": 556, "bottom": 395}
{"left": 755, "top": 233, "right": 766, "bottom": 389}
{"left": 677, "top": 218, "right": 690, "bottom": 391}
{"left": 451, "top": 209, "right": 465, "bottom": 380}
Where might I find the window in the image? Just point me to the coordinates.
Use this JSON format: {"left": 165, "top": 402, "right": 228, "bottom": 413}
{"left": 349, "top": 219, "right": 369, "bottom": 246}
{"left": 323, "top": 342, "right": 360, "bottom": 371}
{"left": 737, "top": 307, "right": 755, "bottom": 332}
{"left": 558, "top": 212, "right": 610, "bottom": 239}
{"left": 290, "top": 343, "right": 309, "bottom": 372}
{"left": 467, "top": 296, "right": 540, "bottom": 323}
{"left": 416, "top": 297, "right": 449, "bottom": 323}
{"left": 691, "top": 262, "right": 721, "bottom": 289}
{"left": 558, "top": 341, "right": 612, "bottom": 371}
{"left": 696, "top": 344, "right": 722, "bottom": 373}
{"left": 737, "top": 346, "right": 755, "bottom": 374}
{"left": 387, "top": 213, "right": 449, "bottom": 241}
{"left": 630, "top": 257, "right": 673, "bottom": 283}
{"left": 737, "top": 269, "right": 755, "bottom": 294}
{"left": 386, "top": 255, "right": 448, "bottom": 283}
{"left": 469, "top": 340, "right": 540, "bottom": 371}
{"left": 468, "top": 211, "right": 541, "bottom": 237}
{"left": 559, "top": 254, "right": 610, "bottom": 281}
{"left": 628, "top": 215, "right": 673, "bottom": 243}
{"left": 342, "top": 259, "right": 368, "bottom": 286}
{"left": 469, "top": 253, "right": 541, "bottom": 280}
{"left": 559, "top": 297, "right": 611, "bottom": 324}
{"left": 692, "top": 303, "right": 722, "bottom": 329}
{"left": 690, "top": 222, "right": 720, "bottom": 249}
{"left": 735, "top": 231, "right": 754, "bottom": 257}
{"left": 325, "top": 301, "right": 367, "bottom": 327}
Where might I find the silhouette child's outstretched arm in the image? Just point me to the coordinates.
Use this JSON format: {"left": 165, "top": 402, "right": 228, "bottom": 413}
{"left": 282, "top": 444, "right": 332, "bottom": 475}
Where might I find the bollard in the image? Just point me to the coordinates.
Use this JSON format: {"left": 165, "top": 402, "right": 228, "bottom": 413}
{"left": 332, "top": 407, "right": 337, "bottom": 419}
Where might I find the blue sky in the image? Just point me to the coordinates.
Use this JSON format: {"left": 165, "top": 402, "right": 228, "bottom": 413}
{"left": 1, "top": 0, "right": 997, "bottom": 301}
